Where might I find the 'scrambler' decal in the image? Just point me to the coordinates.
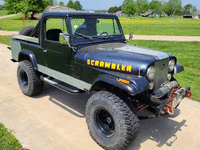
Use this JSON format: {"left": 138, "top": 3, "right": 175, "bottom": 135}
{"left": 87, "top": 59, "right": 132, "bottom": 72}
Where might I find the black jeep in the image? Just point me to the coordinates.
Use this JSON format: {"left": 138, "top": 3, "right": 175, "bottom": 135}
{"left": 10, "top": 12, "right": 191, "bottom": 150}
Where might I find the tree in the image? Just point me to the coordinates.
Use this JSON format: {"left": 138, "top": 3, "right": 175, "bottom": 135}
{"left": 46, "top": 0, "right": 53, "bottom": 6}
{"left": 0, "top": 5, "right": 5, "bottom": 11}
{"left": 122, "top": 0, "right": 132, "bottom": 10}
{"left": 108, "top": 6, "right": 121, "bottom": 13}
{"left": 124, "top": 0, "right": 136, "bottom": 16}
{"left": 149, "top": 0, "right": 163, "bottom": 17}
{"left": 67, "top": 0, "right": 73, "bottom": 8}
{"left": 73, "top": 0, "right": 82, "bottom": 10}
{"left": 59, "top": 1, "right": 64, "bottom": 6}
{"left": 3, "top": 0, "right": 22, "bottom": 14}
{"left": 3, "top": 0, "right": 47, "bottom": 17}
{"left": 136, "top": 0, "right": 149, "bottom": 15}
{"left": 164, "top": 0, "right": 182, "bottom": 17}
{"left": 183, "top": 4, "right": 197, "bottom": 15}
{"left": 95, "top": 10, "right": 107, "bottom": 13}
{"left": 20, "top": 0, "right": 47, "bottom": 17}
{"left": 149, "top": 0, "right": 157, "bottom": 15}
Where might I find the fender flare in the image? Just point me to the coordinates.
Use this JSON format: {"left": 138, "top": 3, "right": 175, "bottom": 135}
{"left": 90, "top": 74, "right": 149, "bottom": 96}
{"left": 18, "top": 49, "right": 38, "bottom": 71}
{"left": 174, "top": 63, "right": 184, "bottom": 75}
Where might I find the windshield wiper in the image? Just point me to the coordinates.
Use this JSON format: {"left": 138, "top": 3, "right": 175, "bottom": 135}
{"left": 74, "top": 32, "right": 93, "bottom": 40}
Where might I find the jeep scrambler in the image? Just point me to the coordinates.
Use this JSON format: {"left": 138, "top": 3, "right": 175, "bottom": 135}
{"left": 10, "top": 12, "right": 191, "bottom": 150}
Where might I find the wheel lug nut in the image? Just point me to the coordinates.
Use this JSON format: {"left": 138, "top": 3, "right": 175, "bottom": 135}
{"left": 106, "top": 117, "right": 111, "bottom": 123}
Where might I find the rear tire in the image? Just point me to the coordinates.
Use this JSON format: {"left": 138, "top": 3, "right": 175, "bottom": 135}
{"left": 17, "top": 60, "right": 43, "bottom": 96}
{"left": 85, "top": 91, "right": 140, "bottom": 150}
{"left": 19, "top": 26, "right": 35, "bottom": 36}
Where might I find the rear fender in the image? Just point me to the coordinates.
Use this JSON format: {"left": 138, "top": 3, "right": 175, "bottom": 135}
{"left": 90, "top": 74, "right": 149, "bottom": 96}
{"left": 18, "top": 49, "right": 38, "bottom": 71}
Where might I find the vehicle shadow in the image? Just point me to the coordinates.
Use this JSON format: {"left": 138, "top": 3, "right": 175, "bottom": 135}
{"left": 127, "top": 112, "right": 187, "bottom": 149}
{"left": 34, "top": 83, "right": 92, "bottom": 118}
{"left": 35, "top": 83, "right": 187, "bottom": 150}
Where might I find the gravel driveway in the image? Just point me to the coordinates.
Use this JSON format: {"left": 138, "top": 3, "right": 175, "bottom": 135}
{"left": 0, "top": 13, "right": 19, "bottom": 19}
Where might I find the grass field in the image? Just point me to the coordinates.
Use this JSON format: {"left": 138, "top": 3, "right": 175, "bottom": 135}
{"left": 120, "top": 16, "right": 200, "bottom": 36}
{"left": 0, "top": 36, "right": 199, "bottom": 101}
{"left": 0, "top": 35, "right": 12, "bottom": 45}
{"left": 0, "top": 123, "right": 28, "bottom": 150}
{"left": 0, "top": 11, "right": 7, "bottom": 17}
{"left": 0, "top": 14, "right": 38, "bottom": 31}
{"left": 1, "top": 14, "right": 200, "bottom": 36}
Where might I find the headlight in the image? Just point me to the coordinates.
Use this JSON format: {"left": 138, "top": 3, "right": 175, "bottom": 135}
{"left": 168, "top": 59, "right": 175, "bottom": 72}
{"left": 147, "top": 66, "right": 156, "bottom": 81}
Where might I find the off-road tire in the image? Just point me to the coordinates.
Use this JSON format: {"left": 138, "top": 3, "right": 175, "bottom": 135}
{"left": 17, "top": 60, "right": 43, "bottom": 96}
{"left": 85, "top": 91, "right": 140, "bottom": 150}
{"left": 19, "top": 26, "right": 35, "bottom": 36}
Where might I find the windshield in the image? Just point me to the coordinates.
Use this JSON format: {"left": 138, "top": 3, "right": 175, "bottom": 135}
{"left": 70, "top": 17, "right": 121, "bottom": 39}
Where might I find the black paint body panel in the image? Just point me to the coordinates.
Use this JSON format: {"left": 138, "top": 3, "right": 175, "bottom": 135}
{"left": 10, "top": 11, "right": 184, "bottom": 97}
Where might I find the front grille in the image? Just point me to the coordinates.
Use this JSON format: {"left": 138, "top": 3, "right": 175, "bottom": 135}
{"left": 153, "top": 58, "right": 170, "bottom": 93}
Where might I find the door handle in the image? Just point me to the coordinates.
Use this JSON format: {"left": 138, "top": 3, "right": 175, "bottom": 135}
{"left": 43, "top": 49, "right": 48, "bottom": 53}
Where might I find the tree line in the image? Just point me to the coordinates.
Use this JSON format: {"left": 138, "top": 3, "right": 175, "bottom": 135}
{"left": 108, "top": 0, "right": 197, "bottom": 17}
{"left": 2, "top": 0, "right": 83, "bottom": 18}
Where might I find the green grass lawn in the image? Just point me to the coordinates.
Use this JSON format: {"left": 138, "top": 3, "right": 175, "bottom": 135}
{"left": 0, "top": 35, "right": 12, "bottom": 45}
{"left": 128, "top": 40, "right": 200, "bottom": 101}
{"left": 1, "top": 14, "right": 200, "bottom": 36}
{"left": 0, "top": 123, "right": 28, "bottom": 150}
{"left": 0, "top": 11, "right": 8, "bottom": 17}
{"left": 120, "top": 16, "right": 200, "bottom": 36}
{"left": 0, "top": 14, "right": 38, "bottom": 31}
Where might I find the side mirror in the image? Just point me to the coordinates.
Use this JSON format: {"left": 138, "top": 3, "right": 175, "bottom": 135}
{"left": 129, "top": 32, "right": 133, "bottom": 40}
{"left": 59, "top": 32, "right": 72, "bottom": 48}
{"left": 126, "top": 32, "right": 133, "bottom": 43}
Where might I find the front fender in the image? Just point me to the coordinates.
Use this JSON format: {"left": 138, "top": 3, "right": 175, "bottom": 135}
{"left": 90, "top": 74, "right": 149, "bottom": 96}
{"left": 174, "top": 63, "right": 184, "bottom": 75}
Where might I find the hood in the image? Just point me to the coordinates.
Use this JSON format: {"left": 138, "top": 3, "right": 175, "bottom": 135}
{"left": 75, "top": 43, "right": 174, "bottom": 75}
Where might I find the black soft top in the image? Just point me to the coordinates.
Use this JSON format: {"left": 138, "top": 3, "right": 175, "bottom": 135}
{"left": 40, "top": 11, "right": 117, "bottom": 20}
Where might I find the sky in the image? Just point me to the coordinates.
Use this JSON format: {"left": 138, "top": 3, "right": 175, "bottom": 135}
{"left": 0, "top": 0, "right": 200, "bottom": 10}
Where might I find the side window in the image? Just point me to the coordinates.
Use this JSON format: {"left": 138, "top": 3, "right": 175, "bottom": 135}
{"left": 45, "top": 18, "right": 67, "bottom": 42}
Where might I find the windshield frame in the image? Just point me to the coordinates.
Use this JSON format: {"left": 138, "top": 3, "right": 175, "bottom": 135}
{"left": 68, "top": 15, "right": 125, "bottom": 46}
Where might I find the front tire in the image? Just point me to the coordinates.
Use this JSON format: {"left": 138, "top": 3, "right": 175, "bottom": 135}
{"left": 85, "top": 91, "right": 140, "bottom": 150}
{"left": 17, "top": 60, "right": 44, "bottom": 96}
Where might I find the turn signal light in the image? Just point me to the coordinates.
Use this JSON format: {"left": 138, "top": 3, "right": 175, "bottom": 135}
{"left": 118, "top": 78, "right": 130, "bottom": 85}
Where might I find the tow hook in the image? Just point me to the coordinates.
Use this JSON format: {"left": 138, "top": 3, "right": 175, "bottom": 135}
{"left": 185, "top": 87, "right": 192, "bottom": 98}
{"left": 158, "top": 86, "right": 192, "bottom": 115}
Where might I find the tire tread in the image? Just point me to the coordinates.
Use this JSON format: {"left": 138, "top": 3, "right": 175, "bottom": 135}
{"left": 18, "top": 60, "right": 43, "bottom": 96}
{"left": 86, "top": 91, "right": 139, "bottom": 150}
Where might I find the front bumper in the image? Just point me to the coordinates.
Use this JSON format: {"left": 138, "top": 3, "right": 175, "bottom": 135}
{"left": 156, "top": 86, "right": 191, "bottom": 115}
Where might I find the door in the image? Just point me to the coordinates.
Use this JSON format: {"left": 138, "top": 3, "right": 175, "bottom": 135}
{"left": 43, "top": 17, "right": 73, "bottom": 74}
